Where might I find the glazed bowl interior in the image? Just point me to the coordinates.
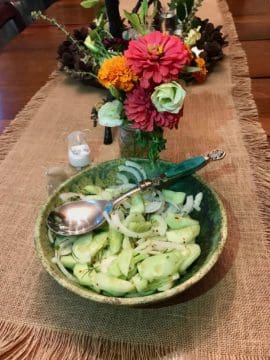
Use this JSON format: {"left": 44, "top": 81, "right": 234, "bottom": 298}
{"left": 35, "top": 158, "right": 227, "bottom": 306}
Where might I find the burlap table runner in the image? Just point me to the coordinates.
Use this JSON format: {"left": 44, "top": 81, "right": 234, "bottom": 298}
{"left": 0, "top": 0, "right": 269, "bottom": 358}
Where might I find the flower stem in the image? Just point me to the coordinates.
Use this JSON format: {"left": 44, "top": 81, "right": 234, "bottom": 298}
{"left": 104, "top": 127, "right": 113, "bottom": 145}
{"left": 31, "top": 11, "right": 84, "bottom": 52}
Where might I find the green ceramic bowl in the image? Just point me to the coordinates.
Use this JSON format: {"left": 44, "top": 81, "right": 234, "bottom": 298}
{"left": 35, "top": 159, "right": 227, "bottom": 306}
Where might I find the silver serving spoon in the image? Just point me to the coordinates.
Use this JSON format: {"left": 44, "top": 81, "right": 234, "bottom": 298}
{"left": 47, "top": 150, "right": 225, "bottom": 236}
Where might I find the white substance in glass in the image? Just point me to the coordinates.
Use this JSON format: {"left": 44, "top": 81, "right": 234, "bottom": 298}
{"left": 68, "top": 144, "right": 91, "bottom": 169}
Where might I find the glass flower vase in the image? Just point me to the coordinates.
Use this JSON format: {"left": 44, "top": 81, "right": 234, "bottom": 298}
{"left": 118, "top": 124, "right": 149, "bottom": 159}
{"left": 159, "top": 7, "right": 177, "bottom": 34}
{"left": 118, "top": 124, "right": 166, "bottom": 162}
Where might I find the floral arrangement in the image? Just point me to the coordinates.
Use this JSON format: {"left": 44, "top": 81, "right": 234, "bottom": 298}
{"left": 94, "top": 30, "right": 188, "bottom": 161}
{"left": 32, "top": 0, "right": 228, "bottom": 162}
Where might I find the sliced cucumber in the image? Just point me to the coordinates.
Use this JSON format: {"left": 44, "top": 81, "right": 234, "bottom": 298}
{"left": 107, "top": 258, "right": 122, "bottom": 278}
{"left": 83, "top": 194, "right": 104, "bottom": 201}
{"left": 131, "top": 273, "right": 148, "bottom": 292}
{"left": 126, "top": 290, "right": 155, "bottom": 297}
{"left": 81, "top": 185, "right": 102, "bottom": 195}
{"left": 124, "top": 212, "right": 145, "bottom": 225}
{"left": 122, "top": 236, "right": 133, "bottom": 250}
{"left": 127, "top": 264, "right": 137, "bottom": 280}
{"left": 60, "top": 255, "right": 77, "bottom": 270}
{"left": 118, "top": 248, "right": 133, "bottom": 277}
{"left": 130, "top": 193, "right": 144, "bottom": 213}
{"left": 150, "top": 214, "right": 167, "bottom": 236}
{"left": 109, "top": 228, "right": 123, "bottom": 255}
{"left": 166, "top": 224, "right": 200, "bottom": 244}
{"left": 73, "top": 264, "right": 93, "bottom": 287}
{"left": 99, "top": 255, "right": 117, "bottom": 274}
{"left": 72, "top": 232, "right": 108, "bottom": 264}
{"left": 133, "top": 253, "right": 149, "bottom": 264}
{"left": 137, "top": 251, "right": 182, "bottom": 281}
{"left": 99, "top": 190, "right": 113, "bottom": 200}
{"left": 88, "top": 231, "right": 109, "bottom": 258}
{"left": 74, "top": 267, "right": 100, "bottom": 293}
{"left": 179, "top": 244, "right": 201, "bottom": 273}
{"left": 145, "top": 275, "right": 177, "bottom": 292}
{"left": 157, "top": 281, "right": 174, "bottom": 292}
{"left": 157, "top": 273, "right": 179, "bottom": 292}
{"left": 84, "top": 191, "right": 112, "bottom": 201}
{"left": 72, "top": 233, "right": 93, "bottom": 264}
{"left": 162, "top": 189, "right": 186, "bottom": 205}
{"left": 128, "top": 221, "right": 152, "bottom": 233}
{"left": 124, "top": 212, "right": 151, "bottom": 233}
{"left": 166, "top": 213, "right": 199, "bottom": 230}
{"left": 93, "top": 272, "right": 135, "bottom": 296}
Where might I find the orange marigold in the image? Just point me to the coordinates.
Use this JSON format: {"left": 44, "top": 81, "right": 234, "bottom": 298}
{"left": 98, "top": 56, "right": 137, "bottom": 92}
{"left": 193, "top": 57, "right": 208, "bottom": 82}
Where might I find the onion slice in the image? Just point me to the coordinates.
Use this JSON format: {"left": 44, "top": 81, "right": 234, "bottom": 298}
{"left": 145, "top": 201, "right": 163, "bottom": 213}
{"left": 54, "top": 251, "right": 79, "bottom": 283}
{"left": 181, "top": 195, "right": 194, "bottom": 215}
{"left": 194, "top": 192, "right": 203, "bottom": 211}
{"left": 117, "top": 173, "right": 129, "bottom": 184}
{"left": 124, "top": 160, "right": 147, "bottom": 179}
{"left": 118, "top": 165, "right": 142, "bottom": 183}
{"left": 104, "top": 211, "right": 153, "bottom": 239}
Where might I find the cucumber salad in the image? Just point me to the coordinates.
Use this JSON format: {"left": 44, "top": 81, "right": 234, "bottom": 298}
{"left": 49, "top": 161, "right": 203, "bottom": 297}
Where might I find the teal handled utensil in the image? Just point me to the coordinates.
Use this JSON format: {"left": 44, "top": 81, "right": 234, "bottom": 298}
{"left": 47, "top": 150, "right": 225, "bottom": 236}
{"left": 163, "top": 149, "right": 225, "bottom": 179}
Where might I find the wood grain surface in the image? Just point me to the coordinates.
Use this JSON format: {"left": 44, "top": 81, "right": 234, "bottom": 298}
{"left": 227, "top": 0, "right": 270, "bottom": 135}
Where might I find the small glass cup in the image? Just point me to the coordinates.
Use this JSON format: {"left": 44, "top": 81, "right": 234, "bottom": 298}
{"left": 45, "top": 165, "right": 70, "bottom": 195}
{"left": 67, "top": 130, "right": 91, "bottom": 170}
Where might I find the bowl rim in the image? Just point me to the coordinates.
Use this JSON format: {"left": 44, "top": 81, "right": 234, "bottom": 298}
{"left": 34, "top": 159, "right": 227, "bottom": 306}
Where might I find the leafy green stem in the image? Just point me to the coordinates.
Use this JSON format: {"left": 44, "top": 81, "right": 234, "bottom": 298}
{"left": 31, "top": 11, "right": 84, "bottom": 52}
{"left": 135, "top": 128, "right": 166, "bottom": 163}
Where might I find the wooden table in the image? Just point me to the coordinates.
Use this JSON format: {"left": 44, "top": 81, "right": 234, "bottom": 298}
{"left": 0, "top": 0, "right": 94, "bottom": 129}
{"left": 227, "top": 0, "right": 270, "bottom": 136}
{"left": 0, "top": 0, "right": 269, "bottom": 135}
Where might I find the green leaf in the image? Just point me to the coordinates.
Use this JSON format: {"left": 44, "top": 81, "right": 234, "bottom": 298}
{"left": 186, "top": 0, "right": 195, "bottom": 13}
{"left": 174, "top": 0, "right": 194, "bottom": 21}
{"left": 108, "top": 85, "right": 121, "bottom": 100}
{"left": 80, "top": 0, "right": 99, "bottom": 9}
{"left": 184, "top": 65, "right": 201, "bottom": 73}
{"left": 138, "top": 0, "right": 148, "bottom": 23}
{"left": 84, "top": 35, "right": 99, "bottom": 53}
{"left": 89, "top": 28, "right": 99, "bottom": 40}
{"left": 123, "top": 10, "right": 146, "bottom": 35}
{"left": 135, "top": 129, "right": 166, "bottom": 163}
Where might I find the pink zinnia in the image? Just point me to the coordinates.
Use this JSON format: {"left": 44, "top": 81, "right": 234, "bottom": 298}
{"left": 124, "top": 31, "right": 189, "bottom": 88}
{"left": 124, "top": 86, "right": 181, "bottom": 132}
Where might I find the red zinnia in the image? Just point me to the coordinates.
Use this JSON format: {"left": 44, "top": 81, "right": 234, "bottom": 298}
{"left": 124, "top": 31, "right": 189, "bottom": 88}
{"left": 124, "top": 86, "right": 181, "bottom": 132}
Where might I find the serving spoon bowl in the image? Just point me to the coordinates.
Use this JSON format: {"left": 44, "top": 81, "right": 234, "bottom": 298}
{"left": 47, "top": 150, "right": 225, "bottom": 236}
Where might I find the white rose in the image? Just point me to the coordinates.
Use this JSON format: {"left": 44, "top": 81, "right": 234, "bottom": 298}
{"left": 98, "top": 100, "right": 123, "bottom": 127}
{"left": 151, "top": 82, "right": 186, "bottom": 114}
